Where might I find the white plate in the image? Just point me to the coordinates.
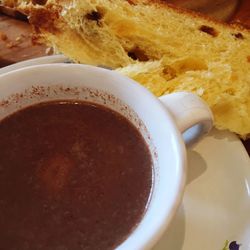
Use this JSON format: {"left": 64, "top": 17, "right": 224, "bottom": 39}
{"left": 1, "top": 56, "right": 250, "bottom": 250}
{"left": 154, "top": 129, "right": 250, "bottom": 250}
{"left": 0, "top": 55, "right": 68, "bottom": 75}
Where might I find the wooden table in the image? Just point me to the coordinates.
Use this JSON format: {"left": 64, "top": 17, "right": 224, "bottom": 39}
{"left": 0, "top": 14, "right": 47, "bottom": 67}
{"left": 0, "top": 1, "right": 250, "bottom": 155}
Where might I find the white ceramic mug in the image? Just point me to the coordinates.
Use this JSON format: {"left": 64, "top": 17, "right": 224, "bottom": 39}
{"left": 0, "top": 64, "right": 213, "bottom": 250}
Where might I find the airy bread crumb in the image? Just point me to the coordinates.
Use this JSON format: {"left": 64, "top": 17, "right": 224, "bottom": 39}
{"left": 3, "top": 0, "right": 250, "bottom": 138}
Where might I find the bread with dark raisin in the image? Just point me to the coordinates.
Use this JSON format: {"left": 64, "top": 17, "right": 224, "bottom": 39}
{"left": 3, "top": 0, "right": 250, "bottom": 138}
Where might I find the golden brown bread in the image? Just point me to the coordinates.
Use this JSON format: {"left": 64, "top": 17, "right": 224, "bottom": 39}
{"left": 2, "top": 0, "right": 250, "bottom": 138}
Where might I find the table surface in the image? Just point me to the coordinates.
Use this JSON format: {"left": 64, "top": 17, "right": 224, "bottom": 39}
{"left": 0, "top": 1, "right": 249, "bottom": 155}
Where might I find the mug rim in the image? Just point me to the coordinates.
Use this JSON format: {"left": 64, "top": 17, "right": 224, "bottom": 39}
{"left": 0, "top": 63, "right": 187, "bottom": 249}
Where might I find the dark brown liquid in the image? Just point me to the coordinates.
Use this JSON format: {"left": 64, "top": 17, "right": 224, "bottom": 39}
{"left": 0, "top": 101, "right": 152, "bottom": 250}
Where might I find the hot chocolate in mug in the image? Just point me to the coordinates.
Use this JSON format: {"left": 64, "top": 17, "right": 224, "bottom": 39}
{"left": 0, "top": 64, "right": 213, "bottom": 249}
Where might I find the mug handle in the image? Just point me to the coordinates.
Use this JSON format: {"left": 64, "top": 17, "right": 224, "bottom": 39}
{"left": 159, "top": 92, "right": 213, "bottom": 146}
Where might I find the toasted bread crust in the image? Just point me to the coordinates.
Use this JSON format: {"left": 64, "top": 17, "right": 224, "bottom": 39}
{"left": 2, "top": 0, "right": 249, "bottom": 32}
{"left": 143, "top": 0, "right": 249, "bottom": 32}
{"left": 28, "top": 4, "right": 62, "bottom": 33}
